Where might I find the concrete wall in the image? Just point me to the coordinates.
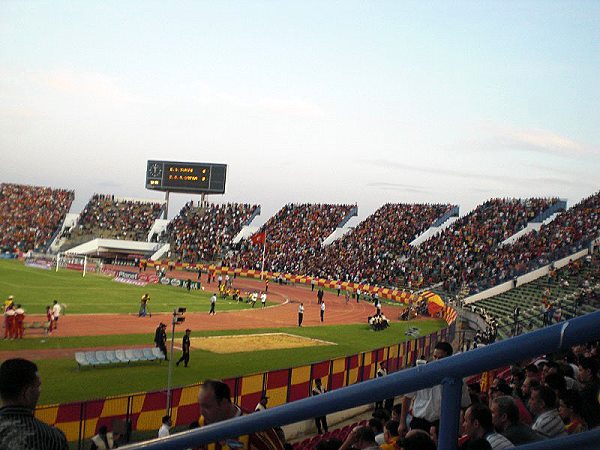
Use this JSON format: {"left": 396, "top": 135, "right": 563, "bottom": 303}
{"left": 410, "top": 217, "right": 459, "bottom": 247}
{"left": 463, "top": 247, "right": 591, "bottom": 305}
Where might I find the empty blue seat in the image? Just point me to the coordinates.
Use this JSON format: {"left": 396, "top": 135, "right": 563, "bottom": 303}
{"left": 115, "top": 349, "right": 129, "bottom": 363}
{"left": 85, "top": 352, "right": 99, "bottom": 366}
{"left": 95, "top": 351, "right": 110, "bottom": 364}
{"left": 75, "top": 352, "right": 90, "bottom": 369}
{"left": 125, "top": 349, "right": 141, "bottom": 362}
{"left": 143, "top": 348, "right": 157, "bottom": 360}
{"left": 105, "top": 350, "right": 119, "bottom": 363}
{"left": 152, "top": 347, "right": 165, "bottom": 360}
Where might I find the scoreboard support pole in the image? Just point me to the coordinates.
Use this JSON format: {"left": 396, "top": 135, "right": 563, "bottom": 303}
{"left": 163, "top": 191, "right": 170, "bottom": 219}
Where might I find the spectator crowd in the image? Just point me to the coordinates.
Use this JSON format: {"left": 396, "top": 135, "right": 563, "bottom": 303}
{"left": 393, "top": 198, "right": 561, "bottom": 292}
{"left": 464, "top": 192, "right": 600, "bottom": 294}
{"left": 0, "top": 183, "right": 74, "bottom": 253}
{"left": 67, "top": 194, "right": 163, "bottom": 242}
{"left": 305, "top": 203, "right": 455, "bottom": 285}
{"left": 165, "top": 202, "right": 259, "bottom": 263}
{"left": 231, "top": 203, "right": 355, "bottom": 274}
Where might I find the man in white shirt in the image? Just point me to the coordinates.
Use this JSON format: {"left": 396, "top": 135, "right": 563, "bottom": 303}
{"left": 52, "top": 300, "right": 61, "bottom": 330}
{"left": 399, "top": 342, "right": 471, "bottom": 435}
{"left": 298, "top": 303, "right": 304, "bottom": 327}
{"left": 158, "top": 415, "right": 171, "bottom": 438}
{"left": 320, "top": 301, "right": 325, "bottom": 322}
{"left": 260, "top": 292, "right": 267, "bottom": 308}
{"left": 209, "top": 294, "right": 217, "bottom": 315}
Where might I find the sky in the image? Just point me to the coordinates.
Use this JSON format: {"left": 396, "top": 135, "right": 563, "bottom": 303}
{"left": 1, "top": 1, "right": 599, "bottom": 226}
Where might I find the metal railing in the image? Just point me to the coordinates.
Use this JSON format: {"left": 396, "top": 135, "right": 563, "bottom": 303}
{"left": 121, "top": 310, "right": 600, "bottom": 450}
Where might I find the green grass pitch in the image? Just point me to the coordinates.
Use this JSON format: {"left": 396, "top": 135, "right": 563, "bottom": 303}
{"left": 0, "top": 259, "right": 447, "bottom": 405}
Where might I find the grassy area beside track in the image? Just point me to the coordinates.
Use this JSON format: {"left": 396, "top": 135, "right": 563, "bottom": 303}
{"left": 0, "top": 259, "right": 447, "bottom": 406}
{"left": 0, "top": 259, "right": 272, "bottom": 315}
{"left": 20, "top": 321, "right": 444, "bottom": 404}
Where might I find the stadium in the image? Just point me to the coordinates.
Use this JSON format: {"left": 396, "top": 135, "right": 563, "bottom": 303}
{"left": 2, "top": 3, "right": 600, "bottom": 450}
{"left": 1, "top": 176, "right": 599, "bottom": 450}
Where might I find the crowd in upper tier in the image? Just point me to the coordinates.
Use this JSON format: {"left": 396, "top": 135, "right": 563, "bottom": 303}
{"left": 304, "top": 203, "right": 455, "bottom": 285}
{"left": 0, "top": 183, "right": 74, "bottom": 252}
{"left": 2, "top": 181, "right": 599, "bottom": 300}
{"left": 230, "top": 203, "right": 355, "bottom": 274}
{"left": 67, "top": 194, "right": 163, "bottom": 242}
{"left": 393, "top": 198, "right": 561, "bottom": 292}
{"left": 460, "top": 192, "right": 600, "bottom": 294}
{"left": 165, "top": 202, "right": 259, "bottom": 263}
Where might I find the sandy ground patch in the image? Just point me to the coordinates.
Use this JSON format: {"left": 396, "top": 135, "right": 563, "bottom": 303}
{"left": 190, "top": 333, "right": 335, "bottom": 353}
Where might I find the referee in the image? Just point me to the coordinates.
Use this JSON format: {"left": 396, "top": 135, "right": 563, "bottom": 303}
{"left": 176, "top": 329, "right": 192, "bottom": 368}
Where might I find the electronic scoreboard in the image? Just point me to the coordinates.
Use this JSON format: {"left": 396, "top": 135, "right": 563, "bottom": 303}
{"left": 145, "top": 160, "right": 227, "bottom": 194}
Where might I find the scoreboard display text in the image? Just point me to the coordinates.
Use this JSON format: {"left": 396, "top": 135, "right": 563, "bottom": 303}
{"left": 146, "top": 160, "right": 227, "bottom": 194}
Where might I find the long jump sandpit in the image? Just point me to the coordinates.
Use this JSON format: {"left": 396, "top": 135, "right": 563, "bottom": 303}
{"left": 189, "top": 332, "right": 336, "bottom": 353}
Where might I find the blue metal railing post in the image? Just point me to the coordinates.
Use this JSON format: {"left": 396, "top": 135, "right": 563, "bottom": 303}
{"left": 438, "top": 377, "right": 462, "bottom": 450}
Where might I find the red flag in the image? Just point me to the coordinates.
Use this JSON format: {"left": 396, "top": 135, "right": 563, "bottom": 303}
{"left": 250, "top": 231, "right": 266, "bottom": 245}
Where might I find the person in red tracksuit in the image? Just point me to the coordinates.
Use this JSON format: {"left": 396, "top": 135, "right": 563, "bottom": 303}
{"left": 4, "top": 307, "right": 16, "bottom": 339}
{"left": 15, "top": 304, "right": 25, "bottom": 339}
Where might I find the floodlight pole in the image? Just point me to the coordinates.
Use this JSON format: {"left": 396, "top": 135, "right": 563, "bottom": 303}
{"left": 163, "top": 191, "right": 170, "bottom": 220}
{"left": 166, "top": 308, "right": 177, "bottom": 414}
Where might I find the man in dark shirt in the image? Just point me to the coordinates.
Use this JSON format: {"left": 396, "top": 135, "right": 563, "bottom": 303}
{"left": 154, "top": 323, "right": 168, "bottom": 360}
{"left": 577, "top": 356, "right": 600, "bottom": 428}
{"left": 491, "top": 395, "right": 542, "bottom": 445}
{"left": 0, "top": 358, "right": 68, "bottom": 450}
{"left": 176, "top": 329, "right": 192, "bottom": 368}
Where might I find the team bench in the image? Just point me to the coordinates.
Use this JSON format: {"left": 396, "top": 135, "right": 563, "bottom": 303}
{"left": 75, "top": 348, "right": 166, "bottom": 369}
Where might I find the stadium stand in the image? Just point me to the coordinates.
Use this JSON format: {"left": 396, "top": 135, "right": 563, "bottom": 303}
{"left": 231, "top": 203, "right": 356, "bottom": 273}
{"left": 467, "top": 250, "right": 600, "bottom": 340}
{"left": 62, "top": 194, "right": 164, "bottom": 246}
{"left": 467, "top": 191, "right": 600, "bottom": 293}
{"left": 0, "top": 183, "right": 74, "bottom": 253}
{"left": 164, "top": 202, "right": 259, "bottom": 263}
{"left": 305, "top": 203, "right": 457, "bottom": 285}
{"left": 394, "top": 197, "right": 563, "bottom": 292}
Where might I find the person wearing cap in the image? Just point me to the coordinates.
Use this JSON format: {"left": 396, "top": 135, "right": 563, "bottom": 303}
{"left": 154, "top": 323, "right": 168, "bottom": 360}
{"left": 14, "top": 304, "right": 25, "bottom": 339}
{"left": 176, "top": 329, "right": 191, "bottom": 367}
{"left": 3, "top": 305, "right": 16, "bottom": 340}
{"left": 3, "top": 296, "right": 14, "bottom": 339}
{"left": 4, "top": 295, "right": 14, "bottom": 312}
{"left": 255, "top": 395, "right": 269, "bottom": 412}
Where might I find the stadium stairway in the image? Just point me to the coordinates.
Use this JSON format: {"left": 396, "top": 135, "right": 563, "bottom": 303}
{"left": 469, "top": 256, "right": 599, "bottom": 340}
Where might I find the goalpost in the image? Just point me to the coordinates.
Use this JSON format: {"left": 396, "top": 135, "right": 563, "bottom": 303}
{"left": 55, "top": 253, "right": 101, "bottom": 277}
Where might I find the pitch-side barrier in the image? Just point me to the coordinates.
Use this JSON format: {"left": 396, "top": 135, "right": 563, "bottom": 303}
{"left": 119, "top": 311, "right": 600, "bottom": 450}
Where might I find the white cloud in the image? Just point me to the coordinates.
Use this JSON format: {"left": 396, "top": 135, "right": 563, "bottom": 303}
{"left": 35, "top": 69, "right": 134, "bottom": 103}
{"left": 474, "top": 124, "right": 598, "bottom": 158}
